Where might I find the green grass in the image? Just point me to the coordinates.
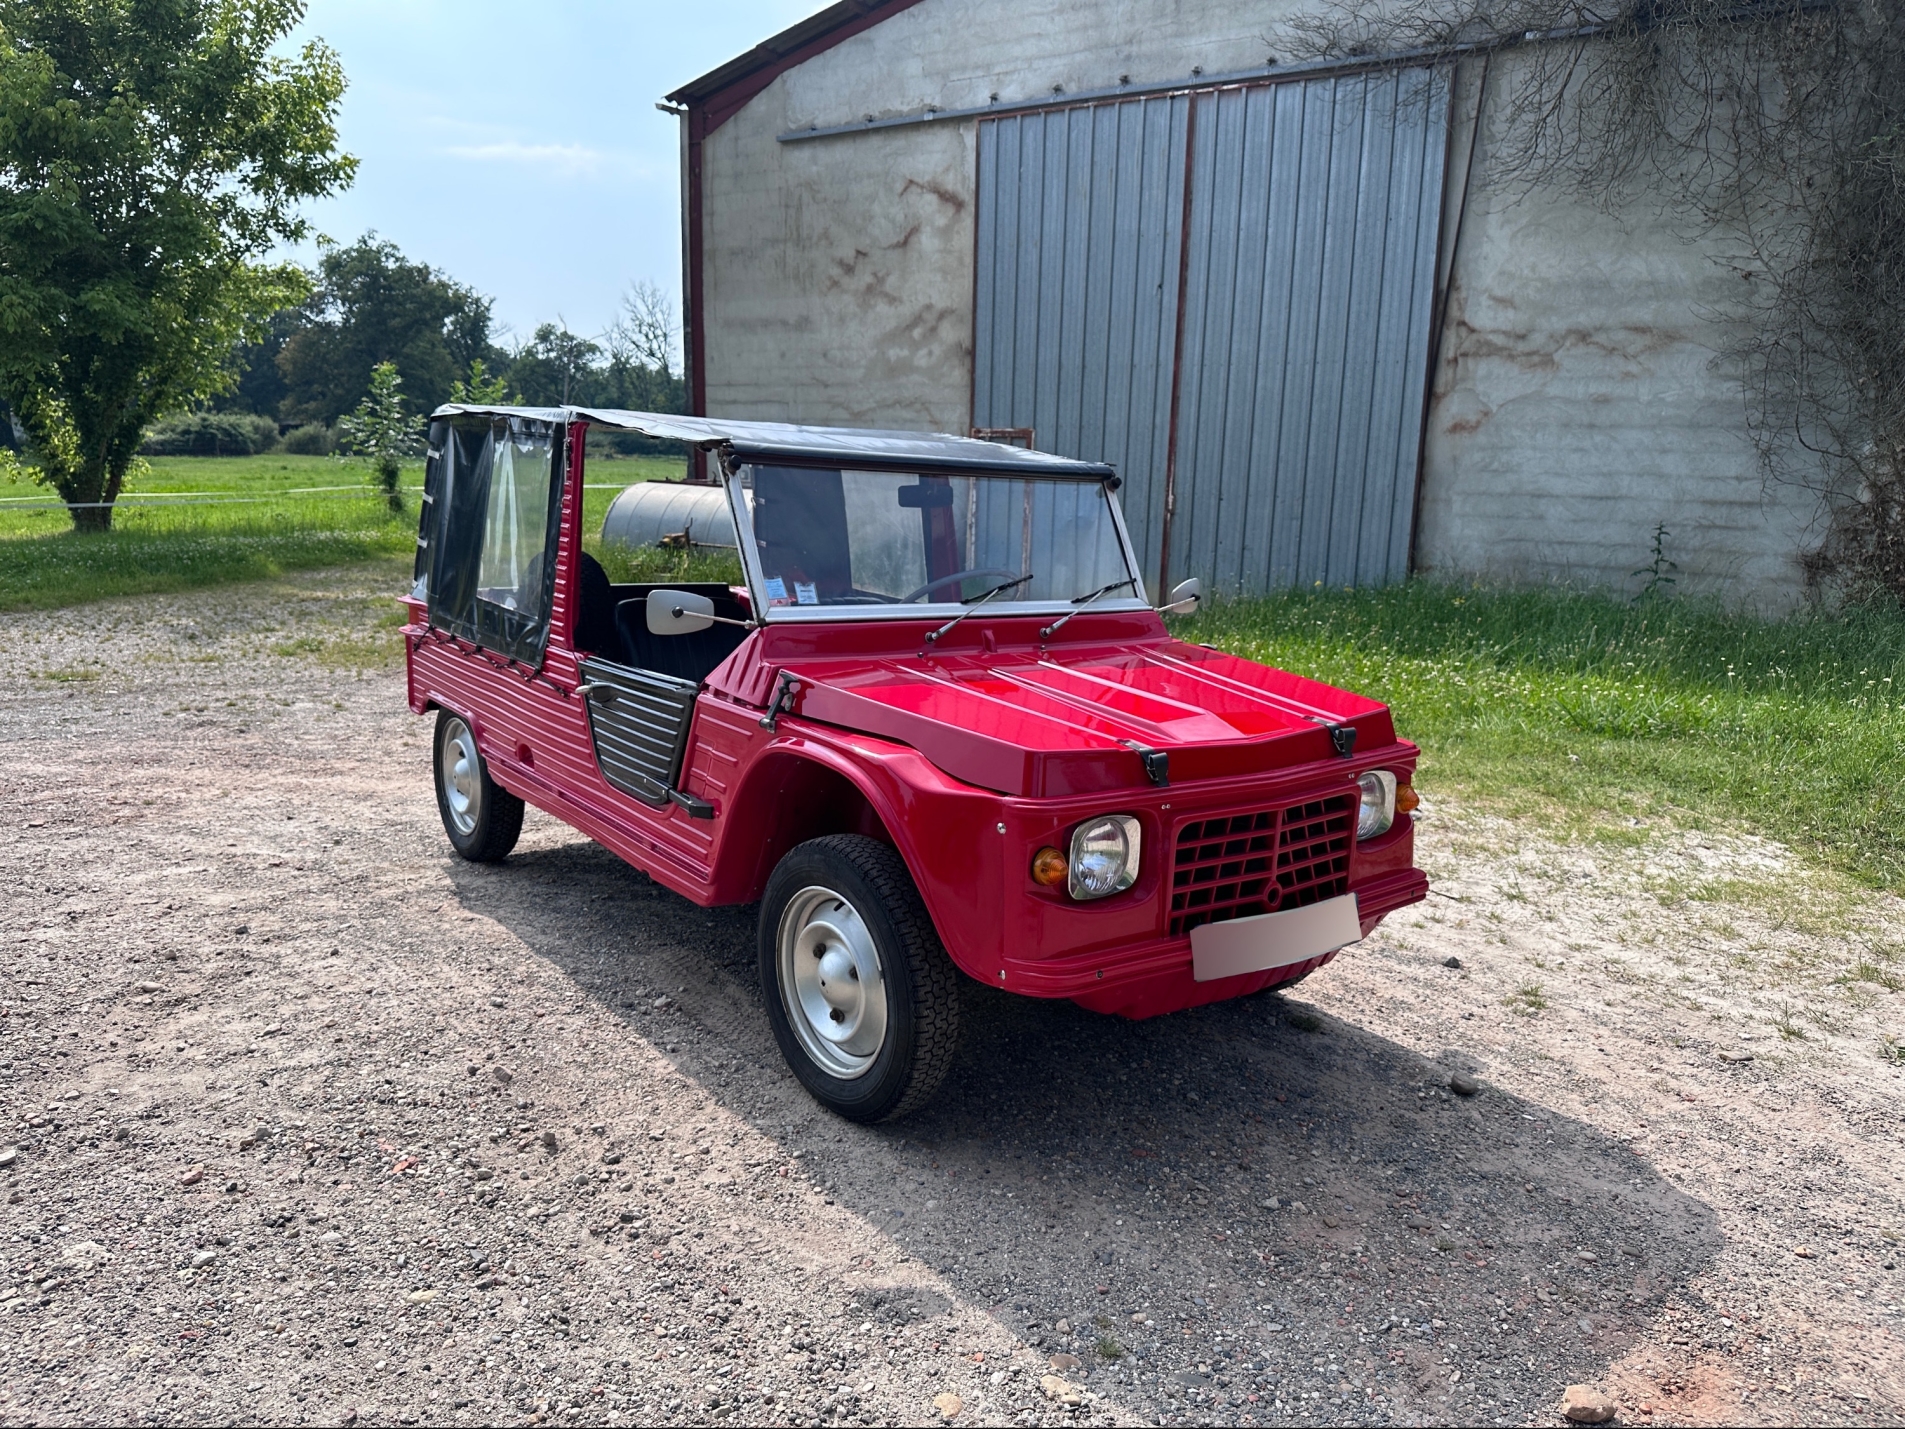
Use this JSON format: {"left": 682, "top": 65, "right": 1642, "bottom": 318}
{"left": 0, "top": 454, "right": 422, "bottom": 611}
{"left": 1185, "top": 583, "right": 1905, "bottom": 891}
{"left": 0, "top": 450, "right": 687, "bottom": 612}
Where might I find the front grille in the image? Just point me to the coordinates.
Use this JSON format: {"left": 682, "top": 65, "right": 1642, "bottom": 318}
{"left": 1169, "top": 793, "right": 1353, "bottom": 937}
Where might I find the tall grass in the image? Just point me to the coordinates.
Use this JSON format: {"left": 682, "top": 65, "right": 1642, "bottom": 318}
{"left": 1189, "top": 584, "right": 1905, "bottom": 889}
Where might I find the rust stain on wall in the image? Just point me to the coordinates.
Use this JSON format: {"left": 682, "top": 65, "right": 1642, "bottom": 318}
{"left": 899, "top": 176, "right": 967, "bottom": 212}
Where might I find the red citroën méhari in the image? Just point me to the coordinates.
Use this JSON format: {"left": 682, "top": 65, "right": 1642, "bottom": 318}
{"left": 403, "top": 407, "right": 1426, "bottom": 1120}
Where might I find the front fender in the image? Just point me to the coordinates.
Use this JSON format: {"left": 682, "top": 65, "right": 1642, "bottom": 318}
{"left": 708, "top": 718, "right": 1008, "bottom": 985}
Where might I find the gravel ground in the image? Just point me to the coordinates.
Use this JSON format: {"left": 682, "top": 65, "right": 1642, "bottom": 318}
{"left": 3, "top": 564, "right": 1903, "bottom": 1428}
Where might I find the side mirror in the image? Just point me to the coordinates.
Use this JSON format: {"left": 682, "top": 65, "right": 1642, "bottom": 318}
{"left": 1159, "top": 577, "right": 1202, "bottom": 614}
{"left": 647, "top": 589, "right": 715, "bottom": 636}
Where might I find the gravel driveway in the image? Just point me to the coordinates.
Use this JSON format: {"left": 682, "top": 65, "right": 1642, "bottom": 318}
{"left": 3, "top": 565, "right": 1901, "bottom": 1428}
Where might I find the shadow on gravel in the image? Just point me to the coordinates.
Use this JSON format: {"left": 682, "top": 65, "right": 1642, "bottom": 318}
{"left": 450, "top": 837, "right": 1722, "bottom": 1423}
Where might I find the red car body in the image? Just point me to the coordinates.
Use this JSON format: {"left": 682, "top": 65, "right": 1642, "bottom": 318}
{"left": 403, "top": 409, "right": 1426, "bottom": 1024}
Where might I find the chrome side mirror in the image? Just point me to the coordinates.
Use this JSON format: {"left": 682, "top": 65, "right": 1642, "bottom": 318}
{"left": 1159, "top": 577, "right": 1202, "bottom": 614}
{"left": 647, "top": 589, "right": 715, "bottom": 636}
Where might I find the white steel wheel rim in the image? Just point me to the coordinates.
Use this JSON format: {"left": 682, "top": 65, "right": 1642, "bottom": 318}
{"left": 777, "top": 884, "right": 889, "bottom": 1081}
{"left": 440, "top": 718, "right": 483, "bottom": 837}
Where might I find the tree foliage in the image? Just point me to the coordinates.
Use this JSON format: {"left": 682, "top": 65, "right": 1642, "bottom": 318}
{"left": 0, "top": 0, "right": 354, "bottom": 529}
{"left": 337, "top": 360, "right": 416, "bottom": 511}
{"left": 275, "top": 235, "right": 492, "bottom": 425}
{"left": 448, "top": 358, "right": 513, "bottom": 406}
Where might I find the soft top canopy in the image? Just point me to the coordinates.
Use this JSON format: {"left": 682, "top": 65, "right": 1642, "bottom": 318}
{"left": 429, "top": 405, "right": 1117, "bottom": 481}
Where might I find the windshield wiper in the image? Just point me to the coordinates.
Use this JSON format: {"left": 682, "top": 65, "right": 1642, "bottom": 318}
{"left": 1039, "top": 576, "right": 1140, "bottom": 640}
{"left": 923, "top": 572, "right": 1034, "bottom": 646}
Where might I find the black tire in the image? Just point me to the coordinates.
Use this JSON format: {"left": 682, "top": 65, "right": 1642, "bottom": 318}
{"left": 432, "top": 709, "right": 524, "bottom": 863}
{"left": 758, "top": 835, "right": 962, "bottom": 1122}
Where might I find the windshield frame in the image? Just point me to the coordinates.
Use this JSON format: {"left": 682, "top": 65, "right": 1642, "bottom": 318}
{"left": 719, "top": 457, "right": 1148, "bottom": 624}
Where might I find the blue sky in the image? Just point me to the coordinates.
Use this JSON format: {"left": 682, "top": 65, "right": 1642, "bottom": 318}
{"left": 286, "top": 1, "right": 823, "bottom": 349}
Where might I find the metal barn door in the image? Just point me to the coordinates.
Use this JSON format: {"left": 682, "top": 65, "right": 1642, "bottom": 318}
{"left": 973, "top": 66, "right": 1450, "bottom": 594}
{"left": 974, "top": 95, "right": 1191, "bottom": 585}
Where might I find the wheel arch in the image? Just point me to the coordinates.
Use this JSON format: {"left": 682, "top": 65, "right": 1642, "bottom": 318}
{"left": 712, "top": 748, "right": 903, "bottom": 906}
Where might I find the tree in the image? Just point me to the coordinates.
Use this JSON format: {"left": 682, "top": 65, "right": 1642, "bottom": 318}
{"left": 448, "top": 358, "right": 513, "bottom": 406}
{"left": 276, "top": 235, "right": 495, "bottom": 424}
{"left": 610, "top": 281, "right": 678, "bottom": 380}
{"left": 602, "top": 282, "right": 687, "bottom": 415}
{"left": 505, "top": 323, "right": 603, "bottom": 407}
{"left": 0, "top": 0, "right": 354, "bottom": 530}
{"left": 337, "top": 361, "right": 417, "bottom": 511}
{"left": 216, "top": 307, "right": 303, "bottom": 419}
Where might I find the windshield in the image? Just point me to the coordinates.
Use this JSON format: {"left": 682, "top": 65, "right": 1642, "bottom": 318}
{"left": 731, "top": 465, "right": 1137, "bottom": 614}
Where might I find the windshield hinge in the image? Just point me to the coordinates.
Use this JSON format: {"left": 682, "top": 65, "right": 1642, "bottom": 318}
{"left": 760, "top": 670, "right": 801, "bottom": 732}
{"left": 1122, "top": 741, "right": 1170, "bottom": 787}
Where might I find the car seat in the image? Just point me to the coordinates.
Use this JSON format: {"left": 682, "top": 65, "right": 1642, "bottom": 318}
{"left": 572, "top": 551, "right": 618, "bottom": 657}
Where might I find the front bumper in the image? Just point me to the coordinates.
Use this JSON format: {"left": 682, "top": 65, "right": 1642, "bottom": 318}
{"left": 976, "top": 758, "right": 1428, "bottom": 1019}
{"left": 1002, "top": 866, "right": 1427, "bottom": 1017}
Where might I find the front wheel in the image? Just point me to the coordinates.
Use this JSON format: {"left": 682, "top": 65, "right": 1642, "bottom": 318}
{"left": 433, "top": 710, "right": 524, "bottom": 862}
{"left": 759, "top": 835, "right": 962, "bottom": 1122}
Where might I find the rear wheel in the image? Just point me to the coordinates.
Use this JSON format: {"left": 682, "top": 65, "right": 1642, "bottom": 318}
{"left": 759, "top": 835, "right": 961, "bottom": 1122}
{"left": 433, "top": 710, "right": 523, "bottom": 862}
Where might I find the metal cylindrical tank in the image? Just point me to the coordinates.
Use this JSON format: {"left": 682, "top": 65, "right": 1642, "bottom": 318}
{"left": 599, "top": 481, "right": 735, "bottom": 551}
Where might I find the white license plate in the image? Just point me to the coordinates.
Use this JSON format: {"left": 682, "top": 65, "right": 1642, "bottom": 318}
{"left": 1189, "top": 893, "right": 1362, "bottom": 982}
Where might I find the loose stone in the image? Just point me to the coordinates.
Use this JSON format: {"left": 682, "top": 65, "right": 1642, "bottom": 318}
{"left": 1560, "top": 1383, "right": 1617, "bottom": 1423}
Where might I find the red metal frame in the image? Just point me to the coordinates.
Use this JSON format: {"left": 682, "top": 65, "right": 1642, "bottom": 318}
{"left": 402, "top": 430, "right": 1428, "bottom": 1021}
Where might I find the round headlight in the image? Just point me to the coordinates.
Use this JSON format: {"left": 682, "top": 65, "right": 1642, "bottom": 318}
{"left": 1357, "top": 770, "right": 1398, "bottom": 840}
{"left": 1068, "top": 815, "right": 1141, "bottom": 900}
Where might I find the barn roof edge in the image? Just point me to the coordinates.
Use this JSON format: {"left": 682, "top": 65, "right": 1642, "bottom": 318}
{"left": 664, "top": 0, "right": 926, "bottom": 118}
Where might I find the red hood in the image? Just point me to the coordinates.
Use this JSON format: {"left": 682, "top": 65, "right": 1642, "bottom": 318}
{"left": 716, "top": 614, "right": 1395, "bottom": 797}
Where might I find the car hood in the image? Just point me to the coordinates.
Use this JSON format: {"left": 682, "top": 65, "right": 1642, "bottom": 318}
{"left": 736, "top": 620, "right": 1395, "bottom": 797}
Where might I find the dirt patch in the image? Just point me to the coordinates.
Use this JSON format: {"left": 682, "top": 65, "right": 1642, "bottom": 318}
{"left": 2, "top": 565, "right": 1902, "bottom": 1427}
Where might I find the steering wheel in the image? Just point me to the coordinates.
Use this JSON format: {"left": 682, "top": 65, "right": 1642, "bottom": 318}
{"left": 901, "top": 568, "right": 1021, "bottom": 603}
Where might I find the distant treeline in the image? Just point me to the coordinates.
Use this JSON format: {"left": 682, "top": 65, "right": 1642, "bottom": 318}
{"left": 0, "top": 233, "right": 686, "bottom": 461}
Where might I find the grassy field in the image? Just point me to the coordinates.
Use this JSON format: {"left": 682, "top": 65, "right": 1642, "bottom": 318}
{"left": 0, "top": 451, "right": 683, "bottom": 612}
{"left": 1186, "top": 585, "right": 1905, "bottom": 892}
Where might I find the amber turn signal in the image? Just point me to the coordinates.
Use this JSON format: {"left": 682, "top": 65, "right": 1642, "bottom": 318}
{"left": 1031, "top": 847, "right": 1069, "bottom": 887}
{"left": 1396, "top": 783, "right": 1420, "bottom": 814}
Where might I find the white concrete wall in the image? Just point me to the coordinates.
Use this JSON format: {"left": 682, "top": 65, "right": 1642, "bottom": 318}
{"left": 697, "top": 0, "right": 1825, "bottom": 606}
{"left": 1414, "top": 59, "right": 1820, "bottom": 608}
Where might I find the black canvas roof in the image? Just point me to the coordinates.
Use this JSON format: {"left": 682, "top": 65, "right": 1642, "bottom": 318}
{"left": 430, "top": 406, "right": 1117, "bottom": 480}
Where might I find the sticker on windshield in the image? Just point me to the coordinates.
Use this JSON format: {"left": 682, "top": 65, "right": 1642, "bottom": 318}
{"left": 763, "top": 576, "right": 791, "bottom": 607}
{"left": 795, "top": 582, "right": 818, "bottom": 606}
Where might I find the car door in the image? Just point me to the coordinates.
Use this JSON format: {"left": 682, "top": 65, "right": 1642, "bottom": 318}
{"left": 574, "top": 580, "right": 753, "bottom": 819}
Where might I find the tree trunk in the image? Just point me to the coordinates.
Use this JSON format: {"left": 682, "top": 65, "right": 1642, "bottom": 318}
{"left": 65, "top": 437, "right": 132, "bottom": 533}
{"left": 70, "top": 501, "right": 114, "bottom": 533}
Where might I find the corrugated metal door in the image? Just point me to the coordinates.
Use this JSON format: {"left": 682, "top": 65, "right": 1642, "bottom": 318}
{"left": 973, "top": 95, "right": 1190, "bottom": 584}
{"left": 973, "top": 66, "right": 1450, "bottom": 594}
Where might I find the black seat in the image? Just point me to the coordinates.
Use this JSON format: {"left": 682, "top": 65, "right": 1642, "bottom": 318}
{"left": 613, "top": 597, "right": 749, "bottom": 685}
{"left": 572, "top": 551, "right": 617, "bottom": 657}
